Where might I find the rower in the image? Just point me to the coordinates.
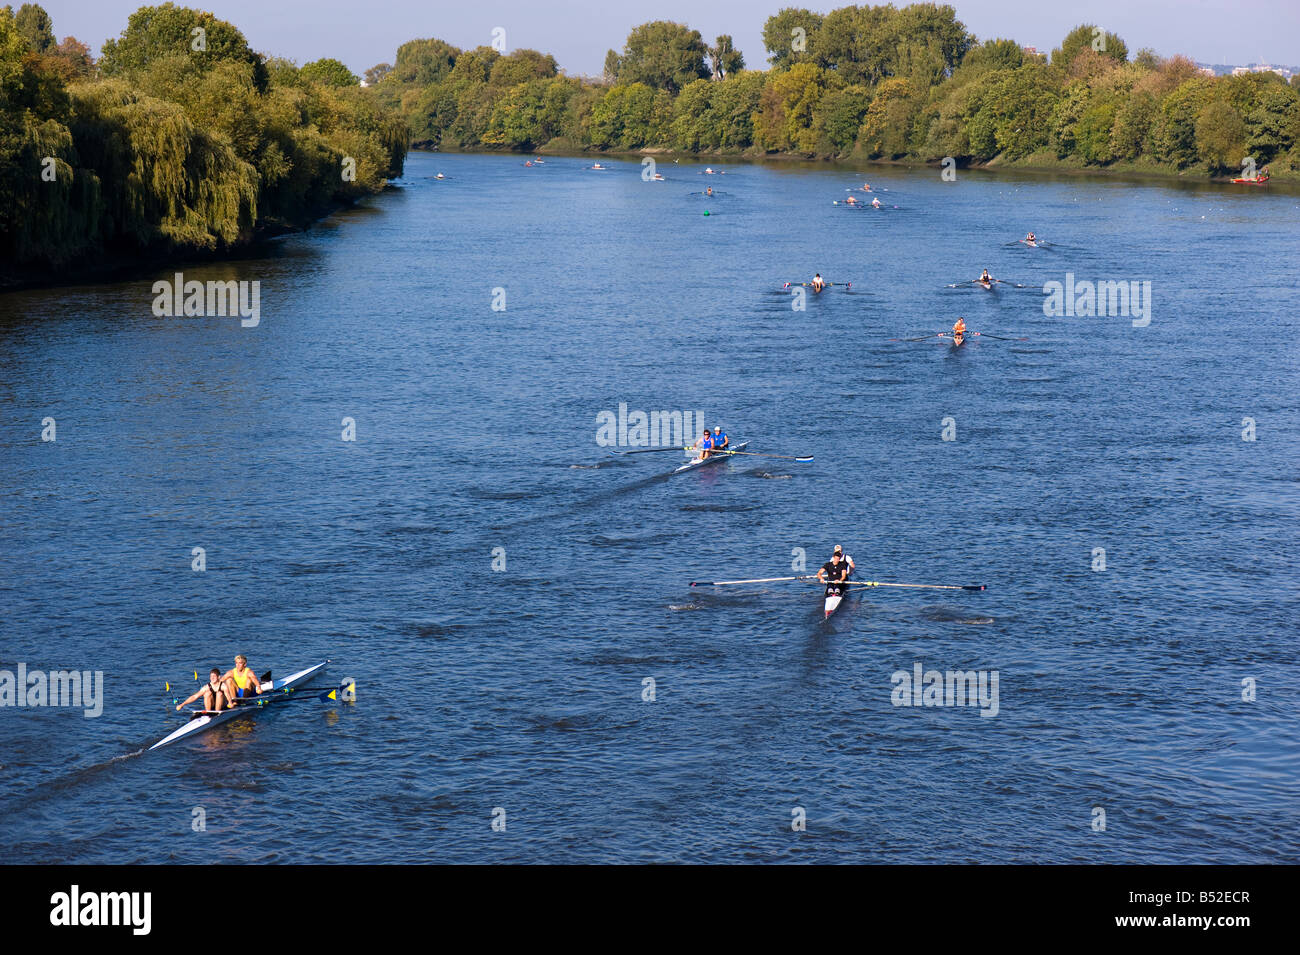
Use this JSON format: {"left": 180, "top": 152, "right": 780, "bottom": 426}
{"left": 862, "top": 183, "right": 871, "bottom": 191}
{"left": 706, "top": 186, "right": 713, "bottom": 196}
{"left": 220, "top": 654, "right": 262, "bottom": 702}
{"left": 817, "top": 550, "right": 851, "bottom": 604}
{"left": 691, "top": 428, "right": 714, "bottom": 462}
{"left": 176, "top": 668, "right": 235, "bottom": 712}
{"left": 979, "top": 269, "right": 992, "bottom": 284}
{"left": 1024, "top": 231, "right": 1036, "bottom": 244}
{"left": 953, "top": 316, "right": 967, "bottom": 343}
{"left": 845, "top": 195, "right": 858, "bottom": 205}
{"left": 712, "top": 426, "right": 729, "bottom": 452}
{"left": 833, "top": 544, "right": 855, "bottom": 579}
{"left": 870, "top": 197, "right": 882, "bottom": 208}
{"left": 811, "top": 273, "right": 826, "bottom": 292}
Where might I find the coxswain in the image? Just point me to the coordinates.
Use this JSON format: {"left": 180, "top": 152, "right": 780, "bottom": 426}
{"left": 176, "top": 668, "right": 235, "bottom": 712}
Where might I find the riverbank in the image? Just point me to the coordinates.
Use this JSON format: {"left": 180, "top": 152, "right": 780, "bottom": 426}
{"left": 418, "top": 143, "right": 1298, "bottom": 190}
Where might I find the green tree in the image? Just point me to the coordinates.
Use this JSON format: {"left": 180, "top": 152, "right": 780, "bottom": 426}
{"left": 364, "top": 62, "right": 391, "bottom": 86}
{"left": 301, "top": 58, "right": 359, "bottom": 87}
{"left": 484, "top": 76, "right": 574, "bottom": 149}
{"left": 1054, "top": 24, "right": 1128, "bottom": 67}
{"left": 670, "top": 78, "right": 715, "bottom": 149}
{"left": 489, "top": 49, "right": 557, "bottom": 88}
{"left": 1152, "top": 78, "right": 1213, "bottom": 167}
{"left": 1108, "top": 92, "right": 1157, "bottom": 161}
{"left": 762, "top": 8, "right": 823, "bottom": 69}
{"left": 755, "top": 61, "right": 825, "bottom": 152}
{"left": 15, "top": 2, "right": 54, "bottom": 53}
{"left": 960, "top": 38, "right": 1024, "bottom": 74}
{"left": 969, "top": 63, "right": 1060, "bottom": 160}
{"left": 389, "top": 37, "right": 458, "bottom": 86}
{"left": 710, "top": 35, "right": 743, "bottom": 79}
{"left": 710, "top": 70, "right": 764, "bottom": 147}
{"left": 100, "top": 3, "right": 269, "bottom": 91}
{"left": 816, "top": 84, "right": 871, "bottom": 152}
{"left": 1195, "top": 99, "right": 1246, "bottom": 171}
{"left": 589, "top": 82, "right": 659, "bottom": 149}
{"left": 1243, "top": 84, "right": 1300, "bottom": 165}
{"left": 608, "top": 21, "right": 710, "bottom": 94}
{"left": 857, "top": 77, "right": 917, "bottom": 157}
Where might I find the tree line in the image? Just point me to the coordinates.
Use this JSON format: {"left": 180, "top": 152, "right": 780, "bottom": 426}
{"left": 374, "top": 5, "right": 1297, "bottom": 177}
{"left": 1, "top": 2, "right": 407, "bottom": 281}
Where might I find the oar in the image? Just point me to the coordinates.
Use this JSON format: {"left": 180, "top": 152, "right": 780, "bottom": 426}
{"left": 782, "top": 281, "right": 852, "bottom": 289}
{"left": 709, "top": 449, "right": 813, "bottom": 462}
{"left": 888, "top": 334, "right": 944, "bottom": 342}
{"left": 606, "top": 446, "right": 693, "bottom": 455}
{"left": 971, "top": 332, "right": 1028, "bottom": 341}
{"left": 254, "top": 679, "right": 354, "bottom": 705}
{"left": 168, "top": 670, "right": 272, "bottom": 704}
{"left": 841, "top": 580, "right": 986, "bottom": 591}
{"left": 165, "top": 671, "right": 199, "bottom": 693}
{"left": 690, "top": 575, "right": 818, "bottom": 587}
{"left": 609, "top": 447, "right": 813, "bottom": 462}
{"left": 993, "top": 279, "right": 1036, "bottom": 289}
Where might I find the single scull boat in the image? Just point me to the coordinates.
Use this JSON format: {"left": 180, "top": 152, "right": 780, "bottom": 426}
{"left": 150, "top": 660, "right": 331, "bottom": 751}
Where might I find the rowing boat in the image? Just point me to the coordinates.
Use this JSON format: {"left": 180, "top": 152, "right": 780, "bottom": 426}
{"left": 979, "top": 279, "right": 992, "bottom": 290}
{"left": 1231, "top": 175, "right": 1269, "bottom": 184}
{"left": 824, "top": 589, "right": 843, "bottom": 618}
{"left": 672, "top": 441, "right": 749, "bottom": 475}
{"left": 150, "top": 660, "right": 330, "bottom": 751}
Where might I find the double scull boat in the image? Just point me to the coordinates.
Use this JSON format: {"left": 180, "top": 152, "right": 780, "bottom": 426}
{"left": 672, "top": 441, "right": 750, "bottom": 474}
{"left": 150, "top": 660, "right": 332, "bottom": 751}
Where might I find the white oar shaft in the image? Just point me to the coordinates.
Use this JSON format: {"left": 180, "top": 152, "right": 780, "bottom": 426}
{"left": 844, "top": 581, "right": 969, "bottom": 590}
{"left": 693, "top": 575, "right": 816, "bottom": 586}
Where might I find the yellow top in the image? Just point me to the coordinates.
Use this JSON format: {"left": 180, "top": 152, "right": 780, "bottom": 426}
{"left": 231, "top": 667, "right": 253, "bottom": 689}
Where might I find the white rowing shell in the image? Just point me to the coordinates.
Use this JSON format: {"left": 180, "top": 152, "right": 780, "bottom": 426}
{"left": 671, "top": 441, "right": 750, "bottom": 474}
{"left": 149, "top": 660, "right": 330, "bottom": 751}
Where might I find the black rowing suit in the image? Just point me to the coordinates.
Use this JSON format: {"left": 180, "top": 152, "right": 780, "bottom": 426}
{"left": 821, "top": 560, "right": 849, "bottom": 599}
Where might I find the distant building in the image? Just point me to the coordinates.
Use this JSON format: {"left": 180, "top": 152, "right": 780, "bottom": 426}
{"left": 1232, "top": 64, "right": 1292, "bottom": 78}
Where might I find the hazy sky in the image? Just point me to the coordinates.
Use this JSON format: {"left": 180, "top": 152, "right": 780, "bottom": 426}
{"left": 40, "top": 0, "right": 1298, "bottom": 78}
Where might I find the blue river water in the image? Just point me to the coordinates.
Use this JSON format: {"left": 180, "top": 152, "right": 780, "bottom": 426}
{"left": 0, "top": 151, "right": 1296, "bottom": 863}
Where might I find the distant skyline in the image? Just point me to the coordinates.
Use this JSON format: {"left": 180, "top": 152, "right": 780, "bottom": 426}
{"left": 39, "top": 0, "right": 1300, "bottom": 79}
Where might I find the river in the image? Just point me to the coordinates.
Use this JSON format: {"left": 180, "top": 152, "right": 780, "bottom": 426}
{"left": 1, "top": 150, "right": 1296, "bottom": 863}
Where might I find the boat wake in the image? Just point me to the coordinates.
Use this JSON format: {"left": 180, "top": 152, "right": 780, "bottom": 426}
{"left": 751, "top": 471, "right": 792, "bottom": 479}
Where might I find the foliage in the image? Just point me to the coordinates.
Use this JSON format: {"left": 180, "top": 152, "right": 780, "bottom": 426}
{"left": 301, "top": 58, "right": 359, "bottom": 87}
{"left": 605, "top": 21, "right": 710, "bottom": 94}
{"left": 0, "top": 3, "right": 406, "bottom": 276}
